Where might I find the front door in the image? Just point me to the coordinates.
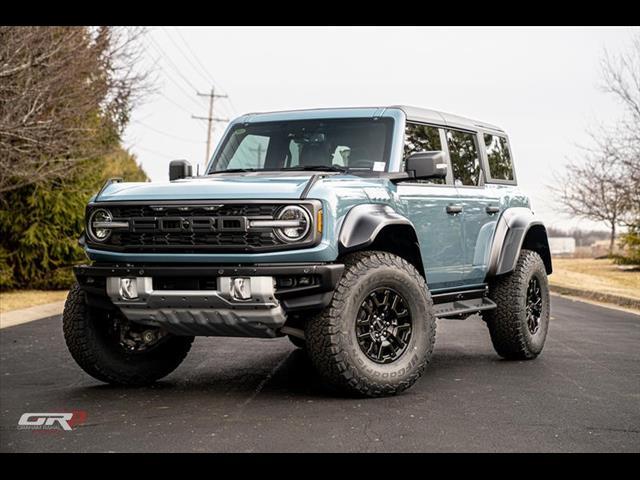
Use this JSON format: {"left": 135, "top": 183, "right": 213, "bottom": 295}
{"left": 397, "top": 123, "right": 466, "bottom": 290}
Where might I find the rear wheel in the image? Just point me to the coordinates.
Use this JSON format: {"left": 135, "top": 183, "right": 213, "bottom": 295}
{"left": 485, "top": 249, "right": 550, "bottom": 360}
{"left": 306, "top": 251, "right": 436, "bottom": 397}
{"left": 63, "top": 283, "right": 194, "bottom": 385}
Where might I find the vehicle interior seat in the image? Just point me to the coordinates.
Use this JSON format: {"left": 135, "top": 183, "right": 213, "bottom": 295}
{"left": 299, "top": 142, "right": 332, "bottom": 166}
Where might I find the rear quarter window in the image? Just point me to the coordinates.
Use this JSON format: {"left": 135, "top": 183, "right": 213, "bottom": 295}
{"left": 484, "top": 133, "right": 514, "bottom": 181}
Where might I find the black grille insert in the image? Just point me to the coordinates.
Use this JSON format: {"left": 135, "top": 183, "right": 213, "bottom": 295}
{"left": 89, "top": 203, "right": 292, "bottom": 252}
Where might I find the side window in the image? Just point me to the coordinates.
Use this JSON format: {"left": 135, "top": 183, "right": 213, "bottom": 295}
{"left": 226, "top": 134, "right": 270, "bottom": 169}
{"left": 404, "top": 122, "right": 444, "bottom": 184}
{"left": 484, "top": 133, "right": 514, "bottom": 181}
{"left": 446, "top": 129, "right": 482, "bottom": 186}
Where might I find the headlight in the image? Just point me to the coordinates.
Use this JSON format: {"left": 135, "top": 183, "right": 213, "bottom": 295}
{"left": 88, "top": 209, "right": 113, "bottom": 242}
{"left": 274, "top": 206, "right": 311, "bottom": 242}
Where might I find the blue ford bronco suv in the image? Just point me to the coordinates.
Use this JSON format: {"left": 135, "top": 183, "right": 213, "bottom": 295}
{"left": 64, "top": 106, "right": 552, "bottom": 397}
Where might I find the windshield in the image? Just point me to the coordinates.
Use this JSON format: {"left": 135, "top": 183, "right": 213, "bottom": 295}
{"left": 207, "top": 118, "right": 394, "bottom": 174}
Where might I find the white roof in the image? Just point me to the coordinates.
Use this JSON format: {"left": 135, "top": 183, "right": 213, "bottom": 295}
{"left": 241, "top": 105, "right": 505, "bottom": 133}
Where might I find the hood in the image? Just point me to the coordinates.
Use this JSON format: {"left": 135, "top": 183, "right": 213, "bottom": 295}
{"left": 94, "top": 174, "right": 317, "bottom": 202}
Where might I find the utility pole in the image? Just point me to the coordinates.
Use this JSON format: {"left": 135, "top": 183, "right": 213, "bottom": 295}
{"left": 192, "top": 86, "right": 228, "bottom": 169}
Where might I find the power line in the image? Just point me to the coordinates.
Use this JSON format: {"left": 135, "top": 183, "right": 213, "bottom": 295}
{"left": 147, "top": 49, "right": 205, "bottom": 111}
{"left": 131, "top": 144, "right": 181, "bottom": 160}
{"left": 157, "top": 92, "right": 195, "bottom": 115}
{"left": 147, "top": 34, "right": 202, "bottom": 94}
{"left": 134, "top": 120, "right": 205, "bottom": 143}
{"left": 162, "top": 27, "right": 212, "bottom": 87}
{"left": 170, "top": 27, "right": 239, "bottom": 116}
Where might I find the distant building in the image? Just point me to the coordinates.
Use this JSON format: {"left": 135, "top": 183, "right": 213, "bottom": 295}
{"left": 549, "top": 237, "right": 576, "bottom": 256}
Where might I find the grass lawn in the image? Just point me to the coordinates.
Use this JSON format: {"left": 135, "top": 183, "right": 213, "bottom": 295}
{"left": 0, "top": 290, "right": 69, "bottom": 313}
{"left": 550, "top": 257, "right": 640, "bottom": 301}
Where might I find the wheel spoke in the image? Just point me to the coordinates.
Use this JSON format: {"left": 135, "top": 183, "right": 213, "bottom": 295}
{"left": 355, "top": 287, "right": 412, "bottom": 364}
{"left": 525, "top": 277, "right": 543, "bottom": 334}
{"left": 391, "top": 293, "right": 399, "bottom": 312}
{"left": 375, "top": 342, "right": 384, "bottom": 361}
{"left": 387, "top": 333, "right": 405, "bottom": 351}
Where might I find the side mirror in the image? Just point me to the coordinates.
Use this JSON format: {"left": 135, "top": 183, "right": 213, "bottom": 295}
{"left": 405, "top": 151, "right": 447, "bottom": 180}
{"left": 169, "top": 159, "right": 192, "bottom": 181}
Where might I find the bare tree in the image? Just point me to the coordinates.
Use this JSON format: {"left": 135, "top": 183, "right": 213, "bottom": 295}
{"left": 600, "top": 32, "right": 640, "bottom": 228}
{"left": 557, "top": 154, "right": 628, "bottom": 254}
{"left": 555, "top": 32, "right": 640, "bottom": 253}
{"left": 0, "top": 26, "right": 150, "bottom": 195}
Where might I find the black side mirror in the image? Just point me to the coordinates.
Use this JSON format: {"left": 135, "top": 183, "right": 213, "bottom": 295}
{"left": 405, "top": 151, "right": 447, "bottom": 180}
{"left": 169, "top": 160, "right": 192, "bottom": 181}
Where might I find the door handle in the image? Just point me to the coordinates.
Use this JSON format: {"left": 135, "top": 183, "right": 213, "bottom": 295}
{"left": 446, "top": 204, "right": 463, "bottom": 215}
{"left": 486, "top": 205, "right": 500, "bottom": 214}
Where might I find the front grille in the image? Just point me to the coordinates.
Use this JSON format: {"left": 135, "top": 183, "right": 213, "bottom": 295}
{"left": 86, "top": 202, "right": 318, "bottom": 253}
{"left": 110, "top": 230, "right": 280, "bottom": 250}
{"left": 109, "top": 204, "right": 280, "bottom": 218}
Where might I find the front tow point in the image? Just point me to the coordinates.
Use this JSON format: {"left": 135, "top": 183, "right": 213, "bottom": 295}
{"left": 230, "top": 277, "right": 252, "bottom": 301}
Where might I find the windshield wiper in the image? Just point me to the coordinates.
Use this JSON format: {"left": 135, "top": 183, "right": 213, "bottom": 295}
{"left": 207, "top": 168, "right": 259, "bottom": 175}
{"left": 281, "top": 165, "right": 348, "bottom": 173}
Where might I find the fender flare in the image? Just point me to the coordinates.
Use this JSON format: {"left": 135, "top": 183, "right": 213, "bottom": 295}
{"left": 487, "top": 207, "right": 552, "bottom": 276}
{"left": 338, "top": 204, "right": 416, "bottom": 254}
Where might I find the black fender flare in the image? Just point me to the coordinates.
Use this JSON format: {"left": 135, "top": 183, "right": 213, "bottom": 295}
{"left": 338, "top": 204, "right": 416, "bottom": 254}
{"left": 487, "top": 207, "right": 552, "bottom": 276}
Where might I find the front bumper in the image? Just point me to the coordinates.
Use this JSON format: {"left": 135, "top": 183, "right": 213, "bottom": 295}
{"left": 74, "top": 263, "right": 343, "bottom": 338}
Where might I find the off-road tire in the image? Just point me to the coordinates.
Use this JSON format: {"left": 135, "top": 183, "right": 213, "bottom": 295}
{"left": 485, "top": 249, "right": 550, "bottom": 360}
{"left": 306, "top": 251, "right": 436, "bottom": 397}
{"left": 63, "top": 283, "right": 194, "bottom": 385}
{"left": 288, "top": 335, "right": 306, "bottom": 349}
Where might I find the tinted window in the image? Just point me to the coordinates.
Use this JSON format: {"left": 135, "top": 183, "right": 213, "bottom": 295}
{"left": 210, "top": 118, "right": 393, "bottom": 173}
{"left": 446, "top": 130, "right": 482, "bottom": 186}
{"left": 484, "top": 133, "right": 514, "bottom": 181}
{"left": 404, "top": 123, "right": 444, "bottom": 184}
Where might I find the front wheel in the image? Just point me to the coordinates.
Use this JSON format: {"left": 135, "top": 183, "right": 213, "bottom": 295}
{"left": 63, "top": 283, "right": 194, "bottom": 385}
{"left": 485, "top": 249, "right": 550, "bottom": 360}
{"left": 306, "top": 251, "right": 436, "bottom": 397}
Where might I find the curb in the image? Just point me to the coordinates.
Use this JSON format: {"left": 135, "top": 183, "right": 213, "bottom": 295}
{"left": 549, "top": 284, "right": 640, "bottom": 311}
{"left": 0, "top": 300, "right": 65, "bottom": 329}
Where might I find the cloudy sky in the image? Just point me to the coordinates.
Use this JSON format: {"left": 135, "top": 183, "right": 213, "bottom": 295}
{"left": 123, "top": 26, "right": 637, "bottom": 230}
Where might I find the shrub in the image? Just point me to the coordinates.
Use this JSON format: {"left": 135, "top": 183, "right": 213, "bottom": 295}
{"left": 0, "top": 148, "right": 147, "bottom": 290}
{"left": 612, "top": 227, "right": 640, "bottom": 266}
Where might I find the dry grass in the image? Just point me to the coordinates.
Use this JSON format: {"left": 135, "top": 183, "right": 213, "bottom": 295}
{"left": 550, "top": 258, "right": 640, "bottom": 301}
{"left": 0, "top": 290, "right": 68, "bottom": 313}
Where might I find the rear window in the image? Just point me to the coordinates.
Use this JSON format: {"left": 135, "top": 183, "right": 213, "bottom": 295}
{"left": 484, "top": 133, "right": 514, "bottom": 181}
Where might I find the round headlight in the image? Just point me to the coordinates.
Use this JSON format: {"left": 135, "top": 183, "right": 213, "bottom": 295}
{"left": 88, "top": 209, "right": 113, "bottom": 242}
{"left": 275, "top": 206, "right": 311, "bottom": 242}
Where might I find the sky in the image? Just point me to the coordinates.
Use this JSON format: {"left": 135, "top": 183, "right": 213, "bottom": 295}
{"left": 123, "top": 26, "right": 637, "bottom": 231}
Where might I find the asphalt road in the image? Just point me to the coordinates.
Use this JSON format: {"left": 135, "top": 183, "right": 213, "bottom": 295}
{"left": 1, "top": 295, "right": 639, "bottom": 453}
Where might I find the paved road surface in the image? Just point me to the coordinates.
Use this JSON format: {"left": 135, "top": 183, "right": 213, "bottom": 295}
{"left": 1, "top": 295, "right": 638, "bottom": 452}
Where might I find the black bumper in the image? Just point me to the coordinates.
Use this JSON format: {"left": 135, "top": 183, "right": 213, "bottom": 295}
{"left": 74, "top": 263, "right": 344, "bottom": 313}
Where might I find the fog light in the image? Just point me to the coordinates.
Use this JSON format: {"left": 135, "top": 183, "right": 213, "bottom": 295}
{"left": 230, "top": 277, "right": 251, "bottom": 301}
{"left": 119, "top": 278, "right": 139, "bottom": 300}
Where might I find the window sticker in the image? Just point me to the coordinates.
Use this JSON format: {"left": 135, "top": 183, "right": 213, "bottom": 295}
{"left": 373, "top": 161, "right": 386, "bottom": 172}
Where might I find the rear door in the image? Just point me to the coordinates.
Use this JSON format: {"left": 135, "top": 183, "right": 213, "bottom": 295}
{"left": 444, "top": 129, "right": 506, "bottom": 285}
{"left": 397, "top": 122, "right": 466, "bottom": 290}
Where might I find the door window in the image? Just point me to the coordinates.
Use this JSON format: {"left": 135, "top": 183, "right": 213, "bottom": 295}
{"left": 445, "top": 130, "right": 482, "bottom": 186}
{"left": 404, "top": 123, "right": 444, "bottom": 184}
